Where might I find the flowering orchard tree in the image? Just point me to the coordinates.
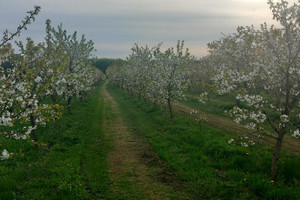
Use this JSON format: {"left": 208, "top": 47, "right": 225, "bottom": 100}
{"left": 0, "top": 7, "right": 61, "bottom": 143}
{"left": 0, "top": 37, "right": 64, "bottom": 144}
{"left": 50, "top": 23, "right": 95, "bottom": 112}
{"left": 208, "top": 25, "right": 258, "bottom": 106}
{"left": 106, "top": 62, "right": 126, "bottom": 89}
{"left": 43, "top": 19, "right": 69, "bottom": 104}
{"left": 126, "top": 44, "right": 158, "bottom": 101}
{"left": 153, "top": 41, "right": 193, "bottom": 118}
{"left": 0, "top": 8, "right": 102, "bottom": 155}
{"left": 210, "top": 0, "right": 300, "bottom": 178}
{"left": 16, "top": 38, "right": 64, "bottom": 141}
{"left": 0, "top": 6, "right": 42, "bottom": 141}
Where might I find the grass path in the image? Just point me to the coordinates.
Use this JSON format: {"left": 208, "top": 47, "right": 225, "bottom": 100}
{"left": 173, "top": 102, "right": 300, "bottom": 156}
{"left": 102, "top": 81, "right": 190, "bottom": 200}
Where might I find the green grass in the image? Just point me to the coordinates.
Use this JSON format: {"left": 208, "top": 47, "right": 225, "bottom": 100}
{"left": 182, "top": 88, "right": 237, "bottom": 116}
{"left": 0, "top": 82, "right": 111, "bottom": 199}
{"left": 107, "top": 83, "right": 300, "bottom": 200}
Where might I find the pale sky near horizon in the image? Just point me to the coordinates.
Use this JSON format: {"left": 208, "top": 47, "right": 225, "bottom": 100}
{"left": 0, "top": 0, "right": 287, "bottom": 59}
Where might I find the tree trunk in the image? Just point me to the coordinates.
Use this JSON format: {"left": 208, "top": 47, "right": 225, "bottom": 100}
{"left": 167, "top": 98, "right": 173, "bottom": 119}
{"left": 74, "top": 96, "right": 78, "bottom": 107}
{"left": 207, "top": 91, "right": 211, "bottom": 103}
{"left": 30, "top": 115, "right": 39, "bottom": 149}
{"left": 271, "top": 128, "right": 285, "bottom": 179}
{"left": 67, "top": 96, "right": 72, "bottom": 113}
{"left": 30, "top": 115, "right": 37, "bottom": 142}
{"left": 51, "top": 95, "right": 57, "bottom": 104}
{"left": 236, "top": 98, "right": 241, "bottom": 107}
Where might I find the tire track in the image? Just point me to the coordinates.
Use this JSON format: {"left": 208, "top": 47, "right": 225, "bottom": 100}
{"left": 102, "top": 81, "right": 190, "bottom": 200}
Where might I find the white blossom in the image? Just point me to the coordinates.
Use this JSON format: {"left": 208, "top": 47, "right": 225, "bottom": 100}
{"left": 246, "top": 122, "right": 256, "bottom": 130}
{"left": 34, "top": 76, "right": 42, "bottom": 83}
{"left": 292, "top": 129, "right": 300, "bottom": 138}
{"left": 241, "top": 142, "right": 249, "bottom": 148}
{"left": 280, "top": 115, "right": 289, "bottom": 123}
{"left": 228, "top": 138, "right": 235, "bottom": 144}
{"left": 0, "top": 149, "right": 10, "bottom": 160}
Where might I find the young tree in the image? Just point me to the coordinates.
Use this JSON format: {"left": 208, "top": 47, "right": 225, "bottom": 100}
{"left": 16, "top": 38, "right": 64, "bottom": 142}
{"left": 127, "top": 43, "right": 158, "bottom": 101}
{"left": 154, "top": 41, "right": 193, "bottom": 118}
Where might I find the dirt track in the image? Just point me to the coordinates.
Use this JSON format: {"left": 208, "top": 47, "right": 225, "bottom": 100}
{"left": 102, "top": 81, "right": 190, "bottom": 200}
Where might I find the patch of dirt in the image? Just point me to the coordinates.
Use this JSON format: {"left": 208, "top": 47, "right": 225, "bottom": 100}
{"left": 102, "top": 81, "right": 191, "bottom": 200}
{"left": 173, "top": 102, "right": 300, "bottom": 156}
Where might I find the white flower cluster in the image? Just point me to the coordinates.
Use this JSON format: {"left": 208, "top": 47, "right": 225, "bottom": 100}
{"left": 189, "top": 110, "right": 208, "bottom": 126}
{"left": 240, "top": 142, "right": 249, "bottom": 148}
{"left": 292, "top": 129, "right": 300, "bottom": 138}
{"left": 236, "top": 94, "right": 263, "bottom": 108}
{"left": 190, "top": 110, "right": 198, "bottom": 115}
{"left": 0, "top": 149, "right": 13, "bottom": 160}
{"left": 228, "top": 136, "right": 256, "bottom": 147}
{"left": 246, "top": 122, "right": 256, "bottom": 130}
{"left": 228, "top": 138, "right": 235, "bottom": 144}
{"left": 249, "top": 111, "right": 266, "bottom": 123}
{"left": 199, "top": 92, "right": 207, "bottom": 104}
{"left": 195, "top": 114, "right": 208, "bottom": 123}
{"left": 226, "top": 106, "right": 248, "bottom": 124}
{"left": 280, "top": 115, "right": 289, "bottom": 123}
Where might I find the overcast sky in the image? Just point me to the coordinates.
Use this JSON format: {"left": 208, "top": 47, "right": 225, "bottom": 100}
{"left": 0, "top": 0, "right": 284, "bottom": 58}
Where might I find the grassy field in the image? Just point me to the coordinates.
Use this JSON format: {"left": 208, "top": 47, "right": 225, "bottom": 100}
{"left": 107, "top": 83, "right": 300, "bottom": 200}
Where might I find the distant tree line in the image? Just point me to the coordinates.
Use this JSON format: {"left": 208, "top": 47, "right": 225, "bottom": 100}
{"left": 91, "top": 58, "right": 125, "bottom": 74}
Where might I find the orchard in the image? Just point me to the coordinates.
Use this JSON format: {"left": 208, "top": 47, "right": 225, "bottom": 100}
{"left": 108, "top": 0, "right": 300, "bottom": 181}
{"left": 1, "top": 1, "right": 299, "bottom": 199}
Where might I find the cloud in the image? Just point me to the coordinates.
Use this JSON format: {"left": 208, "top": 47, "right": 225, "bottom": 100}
{"left": 0, "top": 0, "right": 283, "bottom": 58}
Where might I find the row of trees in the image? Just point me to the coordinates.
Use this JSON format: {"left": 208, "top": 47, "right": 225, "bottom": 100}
{"left": 107, "top": 0, "right": 299, "bottom": 179}
{"left": 107, "top": 41, "right": 194, "bottom": 118}
{"left": 0, "top": 6, "right": 104, "bottom": 152}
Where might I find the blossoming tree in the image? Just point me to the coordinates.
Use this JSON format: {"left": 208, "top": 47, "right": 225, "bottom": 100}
{"left": 153, "top": 41, "right": 193, "bottom": 118}
{"left": 0, "top": 7, "right": 102, "bottom": 156}
{"left": 50, "top": 23, "right": 96, "bottom": 112}
{"left": 210, "top": 0, "right": 300, "bottom": 178}
{"left": 108, "top": 41, "right": 193, "bottom": 118}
